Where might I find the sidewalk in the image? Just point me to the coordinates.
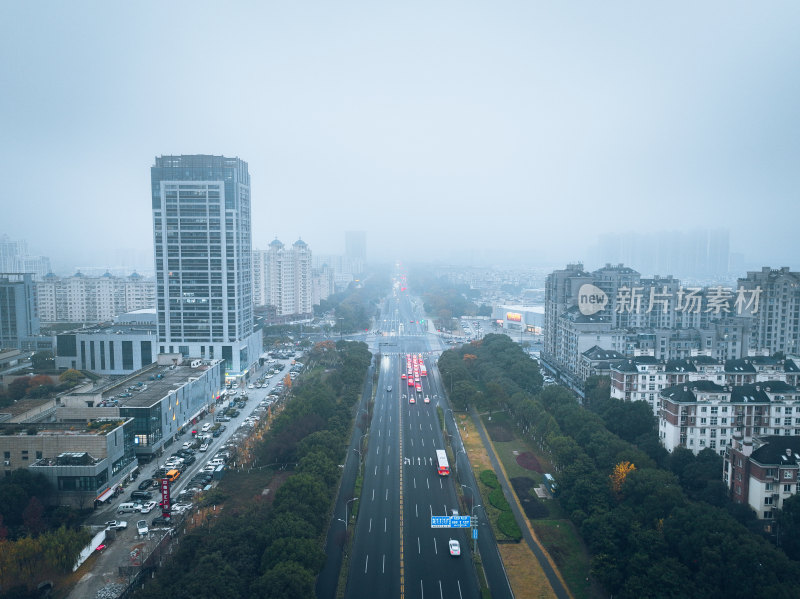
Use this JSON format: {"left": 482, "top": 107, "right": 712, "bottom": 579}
{"left": 468, "top": 405, "right": 571, "bottom": 599}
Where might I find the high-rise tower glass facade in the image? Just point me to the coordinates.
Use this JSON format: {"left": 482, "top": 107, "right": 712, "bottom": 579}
{"left": 151, "top": 155, "right": 260, "bottom": 376}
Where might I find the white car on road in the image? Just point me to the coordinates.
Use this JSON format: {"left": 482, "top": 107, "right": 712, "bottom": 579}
{"left": 140, "top": 501, "right": 157, "bottom": 514}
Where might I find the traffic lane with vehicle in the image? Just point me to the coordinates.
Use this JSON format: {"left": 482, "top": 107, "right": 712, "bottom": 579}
{"left": 346, "top": 353, "right": 401, "bottom": 598}
{"left": 426, "top": 356, "right": 514, "bottom": 599}
{"left": 403, "top": 359, "right": 479, "bottom": 599}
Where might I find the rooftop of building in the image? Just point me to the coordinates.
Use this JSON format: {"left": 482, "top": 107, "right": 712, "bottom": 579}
{"left": 0, "top": 397, "right": 54, "bottom": 421}
{"left": 725, "top": 359, "right": 758, "bottom": 373}
{"left": 582, "top": 346, "right": 626, "bottom": 361}
{"left": 0, "top": 417, "right": 129, "bottom": 437}
{"left": 664, "top": 359, "right": 699, "bottom": 373}
{"left": 31, "top": 451, "right": 102, "bottom": 467}
{"left": 734, "top": 382, "right": 797, "bottom": 397}
{"left": 95, "top": 360, "right": 219, "bottom": 408}
{"left": 750, "top": 436, "right": 800, "bottom": 467}
{"left": 661, "top": 380, "right": 729, "bottom": 403}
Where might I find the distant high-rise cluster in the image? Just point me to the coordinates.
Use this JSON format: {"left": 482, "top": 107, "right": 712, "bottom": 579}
{"left": 543, "top": 263, "right": 800, "bottom": 384}
{"left": 0, "top": 234, "right": 51, "bottom": 280}
{"left": 345, "top": 230, "right": 367, "bottom": 266}
{"left": 596, "top": 228, "right": 730, "bottom": 281}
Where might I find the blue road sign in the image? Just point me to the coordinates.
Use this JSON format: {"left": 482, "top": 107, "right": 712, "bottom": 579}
{"left": 431, "top": 515, "right": 473, "bottom": 528}
{"left": 472, "top": 527, "right": 478, "bottom": 540}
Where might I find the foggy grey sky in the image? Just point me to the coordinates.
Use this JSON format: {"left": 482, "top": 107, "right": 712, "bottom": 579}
{"left": 2, "top": 2, "right": 799, "bottom": 273}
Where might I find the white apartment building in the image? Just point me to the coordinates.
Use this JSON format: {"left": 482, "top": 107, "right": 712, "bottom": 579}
{"left": 255, "top": 238, "right": 313, "bottom": 318}
{"left": 35, "top": 272, "right": 154, "bottom": 323}
{"left": 658, "top": 381, "right": 800, "bottom": 457}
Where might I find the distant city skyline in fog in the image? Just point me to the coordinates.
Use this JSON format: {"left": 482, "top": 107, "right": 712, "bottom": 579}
{"left": 2, "top": 2, "right": 799, "bottom": 272}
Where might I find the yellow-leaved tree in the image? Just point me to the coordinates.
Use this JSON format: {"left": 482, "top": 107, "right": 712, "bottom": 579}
{"left": 610, "top": 461, "right": 636, "bottom": 495}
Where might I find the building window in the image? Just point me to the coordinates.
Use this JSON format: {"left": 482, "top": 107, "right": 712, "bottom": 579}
{"left": 785, "top": 484, "right": 793, "bottom": 493}
{"left": 764, "top": 510, "right": 773, "bottom": 519}
{"left": 765, "top": 496, "right": 773, "bottom": 505}
{"left": 784, "top": 470, "right": 794, "bottom": 480}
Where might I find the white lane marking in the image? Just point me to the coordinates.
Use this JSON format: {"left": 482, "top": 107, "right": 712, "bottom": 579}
{"left": 374, "top": 466, "right": 377, "bottom": 475}
{"left": 430, "top": 423, "right": 433, "bottom": 430}
{"left": 388, "top": 445, "right": 391, "bottom": 455}
{"left": 439, "top": 580, "right": 443, "bottom": 599}
{"left": 429, "top": 505, "right": 433, "bottom": 518}
{"left": 365, "top": 554, "right": 369, "bottom": 573}
{"left": 385, "top": 488, "right": 388, "bottom": 500}
{"left": 383, "top": 554, "right": 386, "bottom": 573}
{"left": 411, "top": 438, "right": 414, "bottom": 447}
{"left": 419, "top": 423, "right": 422, "bottom": 430}
{"left": 426, "top": 478, "right": 429, "bottom": 489}
{"left": 372, "top": 489, "right": 375, "bottom": 501}
{"left": 421, "top": 580, "right": 424, "bottom": 599}
{"left": 386, "top": 464, "right": 389, "bottom": 475}
{"left": 421, "top": 437, "right": 425, "bottom": 447}
{"left": 458, "top": 580, "right": 463, "bottom": 599}
{"left": 433, "top": 537, "right": 438, "bottom": 554}
{"left": 418, "top": 536, "right": 421, "bottom": 553}
{"left": 414, "top": 478, "right": 416, "bottom": 489}
{"left": 377, "top": 446, "right": 380, "bottom": 455}
{"left": 369, "top": 518, "right": 372, "bottom": 532}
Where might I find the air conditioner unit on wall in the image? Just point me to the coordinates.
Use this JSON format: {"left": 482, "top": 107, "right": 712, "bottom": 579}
{"left": 3, "top": 460, "right": 10, "bottom": 466}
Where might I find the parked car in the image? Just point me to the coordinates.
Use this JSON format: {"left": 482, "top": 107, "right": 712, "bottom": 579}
{"left": 199, "top": 442, "right": 209, "bottom": 452}
{"left": 105, "top": 520, "right": 127, "bottom": 530}
{"left": 140, "top": 501, "right": 157, "bottom": 514}
{"left": 138, "top": 479, "right": 153, "bottom": 491}
{"left": 131, "top": 490, "right": 152, "bottom": 501}
{"left": 137, "top": 520, "right": 149, "bottom": 535}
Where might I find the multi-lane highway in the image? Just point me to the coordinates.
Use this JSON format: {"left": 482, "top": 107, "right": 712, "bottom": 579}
{"left": 344, "top": 292, "right": 485, "bottom": 599}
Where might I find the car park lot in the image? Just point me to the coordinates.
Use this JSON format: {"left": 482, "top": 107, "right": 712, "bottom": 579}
{"left": 73, "top": 357, "right": 296, "bottom": 599}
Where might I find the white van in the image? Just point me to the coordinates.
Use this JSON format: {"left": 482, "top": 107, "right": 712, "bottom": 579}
{"left": 201, "top": 423, "right": 211, "bottom": 433}
{"left": 118, "top": 502, "right": 139, "bottom": 514}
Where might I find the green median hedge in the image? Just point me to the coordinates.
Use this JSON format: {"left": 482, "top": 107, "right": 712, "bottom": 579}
{"left": 498, "top": 512, "right": 522, "bottom": 540}
{"left": 489, "top": 487, "right": 510, "bottom": 511}
{"left": 480, "top": 469, "right": 499, "bottom": 489}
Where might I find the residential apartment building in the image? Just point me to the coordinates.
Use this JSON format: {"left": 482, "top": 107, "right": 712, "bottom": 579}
{"left": 737, "top": 267, "right": 800, "bottom": 356}
{"left": 0, "top": 273, "right": 40, "bottom": 349}
{"left": 725, "top": 435, "right": 800, "bottom": 526}
{"left": 543, "top": 263, "right": 759, "bottom": 386}
{"left": 253, "top": 238, "right": 313, "bottom": 318}
{"left": 658, "top": 381, "right": 800, "bottom": 458}
{"left": 35, "top": 271, "right": 154, "bottom": 323}
{"left": 151, "top": 155, "right": 262, "bottom": 379}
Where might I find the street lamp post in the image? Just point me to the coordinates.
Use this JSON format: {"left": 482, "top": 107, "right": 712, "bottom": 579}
{"left": 471, "top": 504, "right": 482, "bottom": 555}
{"left": 345, "top": 497, "right": 358, "bottom": 526}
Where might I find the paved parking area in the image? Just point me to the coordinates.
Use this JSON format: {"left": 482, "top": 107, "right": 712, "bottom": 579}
{"left": 67, "top": 358, "right": 294, "bottom": 599}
